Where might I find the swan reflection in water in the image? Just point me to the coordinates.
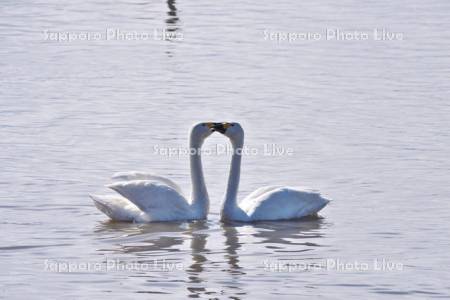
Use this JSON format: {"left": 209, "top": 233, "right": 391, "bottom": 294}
{"left": 94, "top": 217, "right": 326, "bottom": 298}
{"left": 166, "top": 0, "right": 179, "bottom": 32}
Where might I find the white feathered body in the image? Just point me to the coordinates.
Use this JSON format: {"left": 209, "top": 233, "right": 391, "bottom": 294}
{"left": 224, "top": 186, "right": 330, "bottom": 222}
{"left": 91, "top": 172, "right": 205, "bottom": 222}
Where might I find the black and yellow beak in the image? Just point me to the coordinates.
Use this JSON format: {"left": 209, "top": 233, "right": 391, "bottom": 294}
{"left": 205, "top": 122, "right": 215, "bottom": 131}
{"left": 212, "top": 122, "right": 231, "bottom": 134}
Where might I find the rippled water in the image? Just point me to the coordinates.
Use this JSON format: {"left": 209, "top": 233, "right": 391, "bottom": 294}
{"left": 1, "top": 0, "right": 450, "bottom": 298}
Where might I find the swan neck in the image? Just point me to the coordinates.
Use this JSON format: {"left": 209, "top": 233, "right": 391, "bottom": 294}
{"left": 189, "top": 135, "right": 209, "bottom": 216}
{"left": 223, "top": 138, "right": 243, "bottom": 215}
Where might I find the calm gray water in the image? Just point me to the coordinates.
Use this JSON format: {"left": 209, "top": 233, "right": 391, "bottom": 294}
{"left": 1, "top": 0, "right": 450, "bottom": 299}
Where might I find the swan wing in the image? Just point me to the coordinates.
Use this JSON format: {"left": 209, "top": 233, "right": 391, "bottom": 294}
{"left": 107, "top": 180, "right": 192, "bottom": 221}
{"left": 90, "top": 194, "right": 146, "bottom": 222}
{"left": 242, "top": 186, "right": 330, "bottom": 221}
{"left": 244, "top": 185, "right": 284, "bottom": 201}
{"left": 111, "top": 171, "right": 184, "bottom": 196}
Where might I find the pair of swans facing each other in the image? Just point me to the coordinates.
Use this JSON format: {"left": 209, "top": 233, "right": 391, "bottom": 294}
{"left": 90, "top": 122, "right": 330, "bottom": 223}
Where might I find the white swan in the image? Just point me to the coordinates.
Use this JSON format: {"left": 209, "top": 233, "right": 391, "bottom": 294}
{"left": 90, "top": 122, "right": 216, "bottom": 222}
{"left": 214, "top": 122, "right": 330, "bottom": 222}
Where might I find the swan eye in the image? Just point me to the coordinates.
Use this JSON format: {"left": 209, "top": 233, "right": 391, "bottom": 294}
{"left": 231, "top": 124, "right": 235, "bottom": 127}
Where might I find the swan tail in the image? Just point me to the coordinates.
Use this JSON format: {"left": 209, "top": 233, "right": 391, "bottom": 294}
{"left": 90, "top": 194, "right": 142, "bottom": 222}
{"left": 302, "top": 193, "right": 331, "bottom": 217}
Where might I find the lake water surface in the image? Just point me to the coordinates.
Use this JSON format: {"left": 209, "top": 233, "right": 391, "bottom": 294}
{"left": 1, "top": 0, "right": 450, "bottom": 299}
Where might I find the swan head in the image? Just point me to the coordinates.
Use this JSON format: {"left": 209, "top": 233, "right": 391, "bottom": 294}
{"left": 190, "top": 122, "right": 217, "bottom": 145}
{"left": 212, "top": 122, "right": 244, "bottom": 145}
